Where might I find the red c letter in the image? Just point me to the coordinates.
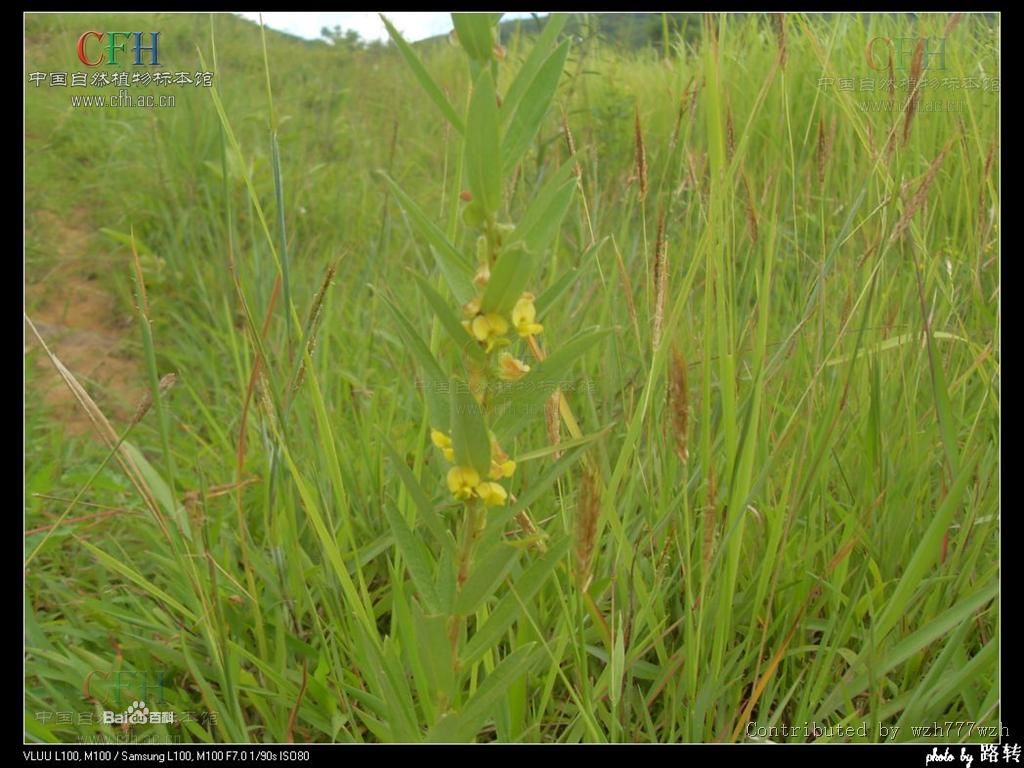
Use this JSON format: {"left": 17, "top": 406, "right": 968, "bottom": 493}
{"left": 865, "top": 36, "right": 893, "bottom": 71}
{"left": 77, "top": 31, "right": 103, "bottom": 66}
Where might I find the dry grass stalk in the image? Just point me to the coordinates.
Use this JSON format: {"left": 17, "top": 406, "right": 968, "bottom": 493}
{"left": 182, "top": 476, "right": 260, "bottom": 508}
{"left": 816, "top": 116, "right": 828, "bottom": 186}
{"left": 513, "top": 507, "right": 547, "bottom": 552}
{"left": 726, "top": 107, "right": 736, "bottom": 163}
{"left": 652, "top": 210, "right": 668, "bottom": 351}
{"left": 545, "top": 390, "right": 561, "bottom": 460}
{"left": 670, "top": 77, "right": 695, "bottom": 148}
{"left": 292, "top": 261, "right": 336, "bottom": 392}
{"left": 978, "top": 140, "right": 996, "bottom": 241}
{"left": 575, "top": 467, "right": 601, "bottom": 592}
{"left": 902, "top": 38, "right": 925, "bottom": 147}
{"left": 668, "top": 345, "right": 690, "bottom": 463}
{"left": 889, "top": 137, "right": 954, "bottom": 243}
{"left": 685, "top": 150, "right": 706, "bottom": 193}
{"left": 689, "top": 80, "right": 701, "bottom": 119}
{"left": 612, "top": 239, "right": 639, "bottom": 332}
{"left": 885, "top": 52, "right": 898, "bottom": 160}
{"left": 944, "top": 12, "right": 964, "bottom": 36}
{"left": 131, "top": 372, "right": 178, "bottom": 426}
{"left": 773, "top": 13, "right": 787, "bottom": 69}
{"left": 561, "top": 108, "right": 581, "bottom": 181}
{"left": 634, "top": 106, "right": 648, "bottom": 202}
{"left": 743, "top": 171, "right": 759, "bottom": 245}
{"left": 704, "top": 466, "right": 717, "bottom": 574}
{"left": 704, "top": 13, "right": 719, "bottom": 47}
{"left": 25, "top": 315, "right": 172, "bottom": 540}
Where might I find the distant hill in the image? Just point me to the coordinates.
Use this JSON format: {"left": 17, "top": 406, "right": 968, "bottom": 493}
{"left": 498, "top": 13, "right": 701, "bottom": 49}
{"left": 411, "top": 13, "right": 702, "bottom": 52}
{"left": 425, "top": 12, "right": 997, "bottom": 52}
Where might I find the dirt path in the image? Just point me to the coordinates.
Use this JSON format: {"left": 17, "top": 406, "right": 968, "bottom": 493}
{"left": 25, "top": 208, "right": 146, "bottom": 435}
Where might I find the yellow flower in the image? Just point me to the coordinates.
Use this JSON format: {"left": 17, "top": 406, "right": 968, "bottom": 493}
{"left": 475, "top": 481, "right": 508, "bottom": 506}
{"left": 497, "top": 352, "right": 530, "bottom": 381}
{"left": 512, "top": 293, "right": 543, "bottom": 337}
{"left": 462, "top": 298, "right": 481, "bottom": 318}
{"left": 431, "top": 429, "right": 455, "bottom": 462}
{"left": 490, "top": 458, "right": 516, "bottom": 480}
{"left": 488, "top": 436, "right": 516, "bottom": 479}
{"left": 471, "top": 313, "right": 510, "bottom": 352}
{"left": 447, "top": 466, "right": 480, "bottom": 500}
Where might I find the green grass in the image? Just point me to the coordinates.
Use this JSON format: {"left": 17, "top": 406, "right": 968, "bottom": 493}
{"left": 24, "top": 12, "right": 999, "bottom": 743}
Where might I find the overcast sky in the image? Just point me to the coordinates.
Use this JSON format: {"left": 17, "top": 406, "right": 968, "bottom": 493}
{"left": 236, "top": 12, "right": 544, "bottom": 43}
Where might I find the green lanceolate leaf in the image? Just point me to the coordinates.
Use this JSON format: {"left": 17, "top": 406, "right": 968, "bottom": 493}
{"left": 409, "top": 270, "right": 485, "bottom": 363}
{"left": 870, "top": 449, "right": 982, "bottom": 643}
{"left": 502, "top": 39, "right": 570, "bottom": 173}
{"left": 411, "top": 600, "right": 455, "bottom": 708}
{"left": 78, "top": 540, "right": 195, "bottom": 622}
{"left": 481, "top": 244, "right": 538, "bottom": 316}
{"left": 435, "top": 546, "right": 457, "bottom": 616}
{"left": 379, "top": 294, "right": 450, "bottom": 428}
{"left": 535, "top": 261, "right": 589, "bottom": 317}
{"left": 383, "top": 504, "right": 441, "bottom": 615}
{"left": 380, "top": 14, "right": 464, "bottom": 133}
{"left": 513, "top": 422, "right": 614, "bottom": 462}
{"left": 450, "top": 376, "right": 491, "bottom": 476}
{"left": 454, "top": 537, "right": 520, "bottom": 616}
{"left": 451, "top": 13, "right": 501, "bottom": 62}
{"left": 461, "top": 538, "right": 569, "bottom": 664}
{"left": 427, "top": 644, "right": 539, "bottom": 742}
{"left": 816, "top": 580, "right": 997, "bottom": 720}
{"left": 375, "top": 636, "right": 423, "bottom": 742}
{"left": 610, "top": 619, "right": 626, "bottom": 709}
{"left": 501, "top": 13, "right": 569, "bottom": 122}
{"left": 381, "top": 438, "right": 453, "bottom": 556}
{"left": 510, "top": 159, "right": 577, "bottom": 254}
{"left": 377, "top": 172, "right": 475, "bottom": 304}
{"left": 465, "top": 69, "right": 502, "bottom": 217}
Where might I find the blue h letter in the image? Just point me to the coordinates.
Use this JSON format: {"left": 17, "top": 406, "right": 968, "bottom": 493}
{"left": 133, "top": 32, "right": 160, "bottom": 66}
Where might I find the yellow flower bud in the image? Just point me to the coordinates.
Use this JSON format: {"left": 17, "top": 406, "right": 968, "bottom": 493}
{"left": 487, "top": 436, "right": 516, "bottom": 479}
{"left": 474, "top": 262, "right": 491, "bottom": 289}
{"left": 431, "top": 429, "right": 456, "bottom": 463}
{"left": 430, "top": 429, "right": 452, "bottom": 449}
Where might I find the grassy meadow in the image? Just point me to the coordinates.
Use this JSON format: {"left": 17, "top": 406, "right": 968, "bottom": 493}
{"left": 24, "top": 12, "right": 999, "bottom": 744}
